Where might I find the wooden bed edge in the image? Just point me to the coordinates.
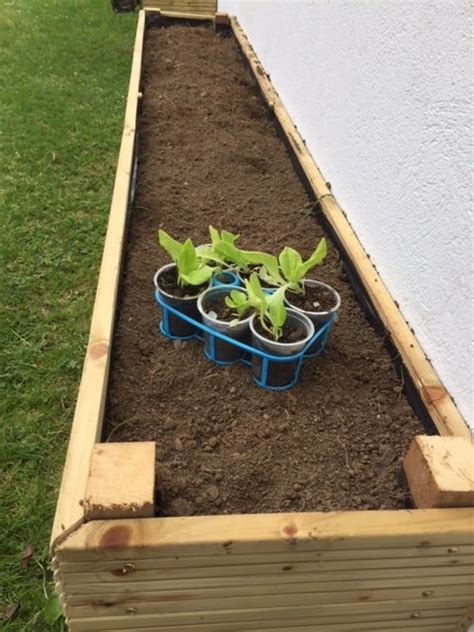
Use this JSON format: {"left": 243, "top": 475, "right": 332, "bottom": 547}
{"left": 229, "top": 17, "right": 470, "bottom": 440}
{"left": 143, "top": 7, "right": 218, "bottom": 20}
{"left": 50, "top": 10, "right": 146, "bottom": 547}
{"left": 55, "top": 508, "right": 474, "bottom": 557}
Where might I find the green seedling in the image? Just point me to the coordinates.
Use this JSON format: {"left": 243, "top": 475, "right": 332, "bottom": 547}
{"left": 224, "top": 289, "right": 251, "bottom": 320}
{"left": 158, "top": 229, "right": 215, "bottom": 287}
{"left": 208, "top": 226, "right": 284, "bottom": 283}
{"left": 262, "top": 238, "right": 327, "bottom": 293}
{"left": 245, "top": 273, "right": 287, "bottom": 341}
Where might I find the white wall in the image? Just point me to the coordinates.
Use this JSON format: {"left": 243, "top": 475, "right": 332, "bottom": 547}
{"left": 221, "top": 0, "right": 473, "bottom": 429}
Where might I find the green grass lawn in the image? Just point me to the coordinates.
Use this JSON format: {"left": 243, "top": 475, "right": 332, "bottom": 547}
{"left": 0, "top": 1, "right": 137, "bottom": 628}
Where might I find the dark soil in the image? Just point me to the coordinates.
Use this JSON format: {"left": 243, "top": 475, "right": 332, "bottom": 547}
{"left": 157, "top": 265, "right": 207, "bottom": 298}
{"left": 204, "top": 293, "right": 237, "bottom": 322}
{"left": 288, "top": 284, "right": 337, "bottom": 313}
{"left": 104, "top": 24, "right": 423, "bottom": 516}
{"left": 254, "top": 318, "right": 307, "bottom": 345}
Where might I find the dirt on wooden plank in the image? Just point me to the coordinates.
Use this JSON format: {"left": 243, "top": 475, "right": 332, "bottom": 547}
{"left": 104, "top": 24, "right": 424, "bottom": 516}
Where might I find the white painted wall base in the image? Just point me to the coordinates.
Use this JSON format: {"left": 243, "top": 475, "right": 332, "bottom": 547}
{"left": 221, "top": 0, "right": 473, "bottom": 429}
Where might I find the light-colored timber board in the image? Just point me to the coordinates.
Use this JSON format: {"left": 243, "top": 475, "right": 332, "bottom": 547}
{"left": 54, "top": 510, "right": 473, "bottom": 627}
{"left": 74, "top": 622, "right": 469, "bottom": 632}
{"left": 228, "top": 17, "right": 469, "bottom": 439}
{"left": 50, "top": 10, "right": 146, "bottom": 548}
{"left": 57, "top": 560, "right": 474, "bottom": 586}
{"left": 56, "top": 510, "right": 474, "bottom": 557}
{"left": 66, "top": 608, "right": 471, "bottom": 632}
{"left": 143, "top": 0, "right": 217, "bottom": 11}
{"left": 61, "top": 600, "right": 474, "bottom": 631}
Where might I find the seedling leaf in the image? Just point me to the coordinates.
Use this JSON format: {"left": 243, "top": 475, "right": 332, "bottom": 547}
{"left": 297, "top": 238, "right": 327, "bottom": 278}
{"left": 158, "top": 229, "right": 182, "bottom": 263}
{"left": 181, "top": 265, "right": 214, "bottom": 286}
{"left": 279, "top": 247, "right": 303, "bottom": 283}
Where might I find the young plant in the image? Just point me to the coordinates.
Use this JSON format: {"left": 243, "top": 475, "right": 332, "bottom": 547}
{"left": 245, "top": 273, "right": 287, "bottom": 341}
{"left": 207, "top": 226, "right": 284, "bottom": 283}
{"left": 261, "top": 238, "right": 327, "bottom": 293}
{"left": 224, "top": 289, "right": 251, "bottom": 320}
{"left": 158, "top": 230, "right": 215, "bottom": 287}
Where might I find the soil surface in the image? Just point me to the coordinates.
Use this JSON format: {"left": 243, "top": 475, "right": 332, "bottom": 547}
{"left": 288, "top": 284, "right": 338, "bottom": 313}
{"left": 105, "top": 25, "right": 423, "bottom": 516}
{"left": 204, "top": 292, "right": 240, "bottom": 322}
{"left": 254, "top": 318, "right": 307, "bottom": 345}
{"left": 157, "top": 265, "right": 207, "bottom": 298}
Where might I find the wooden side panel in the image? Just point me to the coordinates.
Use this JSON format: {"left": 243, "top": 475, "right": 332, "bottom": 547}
{"left": 229, "top": 18, "right": 469, "bottom": 439}
{"left": 56, "top": 511, "right": 474, "bottom": 630}
{"left": 143, "top": 0, "right": 217, "bottom": 15}
{"left": 50, "top": 10, "right": 146, "bottom": 547}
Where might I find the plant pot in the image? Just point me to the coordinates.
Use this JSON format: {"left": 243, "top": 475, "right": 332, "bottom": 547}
{"left": 250, "top": 309, "right": 314, "bottom": 389}
{"left": 197, "top": 286, "right": 252, "bottom": 364}
{"left": 210, "top": 270, "right": 241, "bottom": 288}
{"left": 286, "top": 280, "right": 341, "bottom": 357}
{"left": 154, "top": 263, "right": 203, "bottom": 339}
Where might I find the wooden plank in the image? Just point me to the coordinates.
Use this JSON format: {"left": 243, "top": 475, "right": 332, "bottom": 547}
{"left": 72, "top": 625, "right": 461, "bottom": 632}
{"left": 404, "top": 436, "right": 474, "bottom": 508}
{"left": 50, "top": 10, "right": 146, "bottom": 548}
{"left": 144, "top": 8, "right": 216, "bottom": 20}
{"left": 143, "top": 0, "right": 216, "bottom": 10}
{"left": 59, "top": 558, "right": 474, "bottom": 587}
{"left": 63, "top": 569, "right": 474, "bottom": 604}
{"left": 55, "top": 509, "right": 474, "bottom": 561}
{"left": 230, "top": 17, "right": 470, "bottom": 439}
{"left": 56, "top": 546, "right": 474, "bottom": 573}
{"left": 65, "top": 598, "right": 471, "bottom": 630}
{"left": 83, "top": 442, "right": 156, "bottom": 520}
{"left": 66, "top": 584, "right": 473, "bottom": 618}
{"left": 71, "top": 621, "right": 459, "bottom": 632}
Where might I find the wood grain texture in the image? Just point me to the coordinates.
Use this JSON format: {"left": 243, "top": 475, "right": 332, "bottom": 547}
{"left": 83, "top": 442, "right": 156, "bottom": 520}
{"left": 404, "top": 436, "right": 474, "bottom": 508}
{"left": 56, "top": 510, "right": 474, "bottom": 558}
{"left": 230, "top": 17, "right": 470, "bottom": 439}
{"left": 62, "top": 598, "right": 472, "bottom": 630}
{"left": 50, "top": 10, "right": 146, "bottom": 547}
{"left": 143, "top": 0, "right": 216, "bottom": 14}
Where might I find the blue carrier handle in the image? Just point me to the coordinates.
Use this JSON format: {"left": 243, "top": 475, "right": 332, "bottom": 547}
{"left": 154, "top": 289, "right": 334, "bottom": 363}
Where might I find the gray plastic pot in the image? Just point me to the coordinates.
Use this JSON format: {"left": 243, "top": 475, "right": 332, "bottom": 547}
{"left": 249, "top": 309, "right": 314, "bottom": 388}
{"left": 286, "top": 280, "right": 340, "bottom": 356}
{"left": 154, "top": 263, "right": 203, "bottom": 339}
{"left": 197, "top": 286, "right": 252, "bottom": 364}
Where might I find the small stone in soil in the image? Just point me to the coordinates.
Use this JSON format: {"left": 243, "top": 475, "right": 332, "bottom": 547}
{"left": 206, "top": 485, "right": 219, "bottom": 501}
{"left": 174, "top": 438, "right": 183, "bottom": 451}
{"left": 169, "top": 498, "right": 195, "bottom": 516}
{"left": 173, "top": 340, "right": 188, "bottom": 350}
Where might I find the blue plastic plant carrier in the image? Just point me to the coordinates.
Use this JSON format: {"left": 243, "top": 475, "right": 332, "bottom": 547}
{"left": 154, "top": 282, "right": 335, "bottom": 392}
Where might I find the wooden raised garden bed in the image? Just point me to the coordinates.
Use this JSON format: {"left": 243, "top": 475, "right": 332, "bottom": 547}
{"left": 52, "top": 10, "right": 473, "bottom": 631}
